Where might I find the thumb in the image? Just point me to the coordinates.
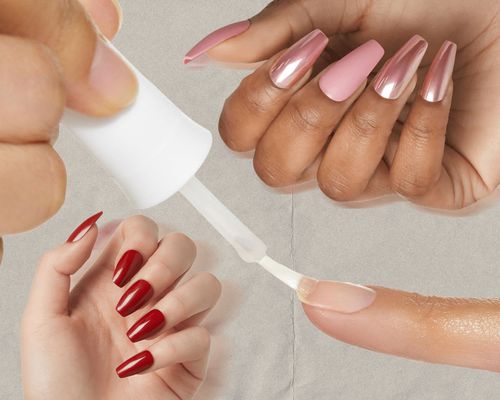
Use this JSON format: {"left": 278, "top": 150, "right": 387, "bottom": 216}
{"left": 0, "top": 0, "right": 136, "bottom": 116}
{"left": 184, "top": 0, "right": 365, "bottom": 64}
{"left": 303, "top": 285, "right": 500, "bottom": 372}
{"left": 24, "top": 212, "right": 102, "bottom": 320}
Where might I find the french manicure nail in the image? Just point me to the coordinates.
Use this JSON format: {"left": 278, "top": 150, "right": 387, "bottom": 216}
{"left": 116, "top": 350, "right": 154, "bottom": 378}
{"left": 419, "top": 40, "right": 456, "bottom": 102}
{"left": 298, "top": 278, "right": 376, "bottom": 313}
{"left": 89, "top": 37, "right": 138, "bottom": 111}
{"left": 66, "top": 211, "right": 103, "bottom": 243}
{"left": 319, "top": 39, "right": 384, "bottom": 102}
{"left": 113, "top": 250, "right": 144, "bottom": 288}
{"left": 116, "top": 279, "right": 154, "bottom": 317}
{"left": 373, "top": 34, "right": 428, "bottom": 99}
{"left": 183, "top": 20, "right": 251, "bottom": 65}
{"left": 127, "top": 309, "right": 165, "bottom": 343}
{"left": 269, "top": 29, "right": 328, "bottom": 89}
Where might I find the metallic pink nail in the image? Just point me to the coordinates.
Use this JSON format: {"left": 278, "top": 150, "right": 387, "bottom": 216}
{"left": 183, "top": 20, "right": 250, "bottom": 65}
{"left": 269, "top": 29, "right": 328, "bottom": 89}
{"left": 419, "top": 40, "right": 456, "bottom": 102}
{"left": 373, "top": 35, "right": 428, "bottom": 99}
{"left": 319, "top": 39, "right": 384, "bottom": 102}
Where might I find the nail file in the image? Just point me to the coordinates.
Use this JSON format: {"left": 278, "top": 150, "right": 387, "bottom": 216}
{"left": 61, "top": 43, "right": 303, "bottom": 290}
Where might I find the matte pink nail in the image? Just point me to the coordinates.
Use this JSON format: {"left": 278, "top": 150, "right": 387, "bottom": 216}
{"left": 183, "top": 20, "right": 250, "bottom": 65}
{"left": 269, "top": 29, "right": 328, "bottom": 89}
{"left": 373, "top": 35, "right": 428, "bottom": 99}
{"left": 319, "top": 40, "right": 384, "bottom": 102}
{"left": 419, "top": 40, "right": 456, "bottom": 102}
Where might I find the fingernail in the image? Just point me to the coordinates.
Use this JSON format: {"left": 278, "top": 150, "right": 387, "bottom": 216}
{"left": 319, "top": 39, "right": 384, "bottom": 102}
{"left": 116, "top": 279, "right": 154, "bottom": 317}
{"left": 89, "top": 37, "right": 138, "bottom": 112}
{"left": 419, "top": 40, "right": 456, "bottom": 102}
{"left": 116, "top": 350, "right": 154, "bottom": 378}
{"left": 127, "top": 309, "right": 165, "bottom": 343}
{"left": 373, "top": 34, "right": 428, "bottom": 99}
{"left": 269, "top": 29, "right": 328, "bottom": 89}
{"left": 66, "top": 211, "right": 103, "bottom": 243}
{"left": 183, "top": 20, "right": 251, "bottom": 65}
{"left": 298, "top": 278, "right": 376, "bottom": 313}
{"left": 113, "top": 250, "right": 144, "bottom": 288}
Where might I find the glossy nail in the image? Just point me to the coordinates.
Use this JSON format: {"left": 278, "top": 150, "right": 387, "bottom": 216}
{"left": 116, "top": 280, "right": 154, "bottom": 317}
{"left": 113, "top": 250, "right": 144, "bottom": 288}
{"left": 319, "top": 39, "right": 384, "bottom": 102}
{"left": 420, "top": 40, "right": 456, "bottom": 102}
{"left": 88, "top": 37, "right": 138, "bottom": 112}
{"left": 116, "top": 350, "right": 154, "bottom": 378}
{"left": 183, "top": 20, "right": 250, "bottom": 65}
{"left": 298, "top": 278, "right": 376, "bottom": 313}
{"left": 127, "top": 309, "right": 165, "bottom": 343}
{"left": 373, "top": 35, "right": 428, "bottom": 99}
{"left": 66, "top": 211, "right": 103, "bottom": 243}
{"left": 269, "top": 29, "right": 328, "bottom": 89}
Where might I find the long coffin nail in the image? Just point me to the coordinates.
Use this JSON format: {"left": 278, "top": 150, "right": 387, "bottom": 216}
{"left": 127, "top": 309, "right": 165, "bottom": 343}
{"left": 319, "top": 39, "right": 384, "bottom": 102}
{"left": 298, "top": 278, "right": 376, "bottom": 313}
{"left": 113, "top": 250, "right": 144, "bottom": 288}
{"left": 116, "top": 350, "right": 154, "bottom": 378}
{"left": 269, "top": 29, "right": 328, "bottom": 89}
{"left": 419, "top": 40, "right": 457, "bottom": 102}
{"left": 116, "top": 280, "right": 154, "bottom": 317}
{"left": 183, "top": 20, "right": 250, "bottom": 65}
{"left": 66, "top": 211, "right": 103, "bottom": 243}
{"left": 374, "top": 35, "right": 428, "bottom": 99}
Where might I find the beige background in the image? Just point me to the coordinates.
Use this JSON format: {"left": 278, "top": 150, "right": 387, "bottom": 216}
{"left": 2, "top": 1, "right": 500, "bottom": 398}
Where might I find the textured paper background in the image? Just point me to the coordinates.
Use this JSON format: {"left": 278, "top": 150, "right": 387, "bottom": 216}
{"left": 1, "top": 1, "right": 500, "bottom": 398}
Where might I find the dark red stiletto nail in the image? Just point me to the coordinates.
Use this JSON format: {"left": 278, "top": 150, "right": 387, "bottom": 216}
{"left": 116, "top": 350, "right": 154, "bottom": 378}
{"left": 66, "top": 211, "right": 103, "bottom": 243}
{"left": 127, "top": 309, "right": 165, "bottom": 343}
{"left": 116, "top": 280, "right": 154, "bottom": 317}
{"left": 113, "top": 250, "right": 144, "bottom": 287}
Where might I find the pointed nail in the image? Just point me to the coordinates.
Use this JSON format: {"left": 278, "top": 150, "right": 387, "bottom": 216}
{"left": 116, "top": 279, "right": 154, "bottom": 317}
{"left": 116, "top": 350, "right": 154, "bottom": 378}
{"left": 373, "top": 35, "right": 428, "bottom": 100}
{"left": 66, "top": 211, "right": 103, "bottom": 243}
{"left": 319, "top": 39, "right": 384, "bottom": 102}
{"left": 419, "top": 40, "right": 456, "bottom": 102}
{"left": 183, "top": 20, "right": 250, "bottom": 65}
{"left": 127, "top": 309, "right": 165, "bottom": 343}
{"left": 269, "top": 29, "right": 328, "bottom": 89}
{"left": 113, "top": 250, "right": 144, "bottom": 288}
{"left": 88, "top": 37, "right": 138, "bottom": 113}
{"left": 298, "top": 278, "right": 376, "bottom": 313}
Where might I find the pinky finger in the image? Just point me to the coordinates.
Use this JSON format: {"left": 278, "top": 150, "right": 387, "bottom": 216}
{"left": 116, "top": 326, "right": 211, "bottom": 382}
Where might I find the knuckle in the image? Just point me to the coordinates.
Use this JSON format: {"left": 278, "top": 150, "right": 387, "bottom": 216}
{"left": 391, "top": 171, "right": 433, "bottom": 197}
{"left": 287, "top": 100, "right": 325, "bottom": 135}
{"left": 45, "top": 149, "right": 66, "bottom": 217}
{"left": 404, "top": 119, "right": 434, "bottom": 145}
{"left": 348, "top": 110, "right": 380, "bottom": 143}
{"left": 122, "top": 215, "right": 155, "bottom": 231}
{"left": 193, "top": 326, "right": 212, "bottom": 351}
{"left": 317, "top": 167, "right": 356, "bottom": 201}
{"left": 239, "top": 75, "right": 277, "bottom": 115}
{"left": 170, "top": 292, "right": 188, "bottom": 317}
{"left": 406, "top": 292, "right": 443, "bottom": 337}
{"left": 198, "top": 272, "right": 222, "bottom": 298}
{"left": 253, "top": 154, "right": 294, "bottom": 187}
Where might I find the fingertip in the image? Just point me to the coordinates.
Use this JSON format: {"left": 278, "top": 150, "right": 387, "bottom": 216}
{"left": 79, "top": 0, "right": 123, "bottom": 40}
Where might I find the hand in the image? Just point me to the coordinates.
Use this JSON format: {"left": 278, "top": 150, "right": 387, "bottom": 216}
{"left": 185, "top": 0, "right": 500, "bottom": 210}
{"left": 21, "top": 214, "right": 221, "bottom": 400}
{"left": 0, "top": 0, "right": 136, "bottom": 241}
{"left": 300, "top": 280, "right": 500, "bottom": 372}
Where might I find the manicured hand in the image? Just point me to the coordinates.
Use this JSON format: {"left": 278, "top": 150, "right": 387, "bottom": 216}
{"left": 22, "top": 214, "right": 221, "bottom": 400}
{"left": 185, "top": 0, "right": 500, "bottom": 210}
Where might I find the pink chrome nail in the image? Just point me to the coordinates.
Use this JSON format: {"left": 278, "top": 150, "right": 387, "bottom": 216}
{"left": 419, "top": 40, "right": 456, "bottom": 102}
{"left": 298, "top": 278, "right": 376, "bottom": 313}
{"left": 319, "top": 40, "right": 384, "bottom": 102}
{"left": 373, "top": 35, "right": 428, "bottom": 99}
{"left": 183, "top": 20, "right": 250, "bottom": 65}
{"left": 269, "top": 29, "right": 328, "bottom": 89}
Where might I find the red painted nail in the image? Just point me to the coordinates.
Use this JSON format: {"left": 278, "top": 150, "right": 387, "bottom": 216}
{"left": 66, "top": 211, "right": 103, "bottom": 243}
{"left": 113, "top": 250, "right": 143, "bottom": 287}
{"left": 127, "top": 309, "right": 165, "bottom": 343}
{"left": 116, "top": 350, "right": 154, "bottom": 378}
{"left": 116, "top": 280, "right": 154, "bottom": 317}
